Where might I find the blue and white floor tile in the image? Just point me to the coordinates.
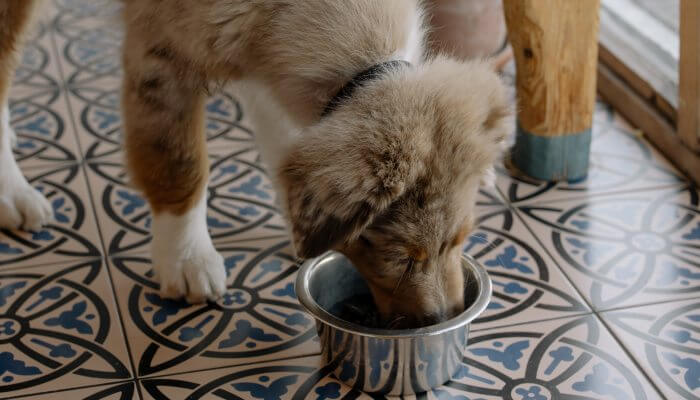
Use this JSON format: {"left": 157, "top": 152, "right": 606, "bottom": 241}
{"left": 10, "top": 22, "right": 80, "bottom": 171}
{"left": 515, "top": 184, "right": 700, "bottom": 310}
{"left": 11, "top": 22, "right": 60, "bottom": 94}
{"left": 0, "top": 164, "right": 102, "bottom": 270}
{"left": 138, "top": 315, "right": 660, "bottom": 400}
{"left": 9, "top": 89, "right": 80, "bottom": 171}
{"left": 466, "top": 190, "right": 590, "bottom": 330}
{"left": 0, "top": 259, "right": 132, "bottom": 398}
{"left": 2, "top": 0, "right": 698, "bottom": 398}
{"left": 108, "top": 239, "right": 318, "bottom": 377}
{"left": 602, "top": 298, "right": 700, "bottom": 399}
{"left": 428, "top": 314, "right": 661, "bottom": 399}
{"left": 84, "top": 142, "right": 286, "bottom": 257}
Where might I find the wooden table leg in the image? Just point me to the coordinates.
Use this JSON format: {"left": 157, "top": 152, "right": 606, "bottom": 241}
{"left": 679, "top": 0, "right": 700, "bottom": 152}
{"left": 503, "top": 0, "right": 600, "bottom": 181}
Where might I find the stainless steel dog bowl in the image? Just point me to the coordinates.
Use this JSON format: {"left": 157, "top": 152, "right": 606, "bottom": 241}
{"left": 296, "top": 252, "right": 491, "bottom": 395}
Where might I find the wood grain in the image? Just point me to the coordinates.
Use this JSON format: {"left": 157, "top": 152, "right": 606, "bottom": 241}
{"left": 599, "top": 1, "right": 678, "bottom": 109}
{"left": 598, "top": 63, "right": 700, "bottom": 185}
{"left": 599, "top": 45, "right": 654, "bottom": 101}
{"left": 503, "top": 0, "right": 600, "bottom": 136}
{"left": 678, "top": 0, "right": 700, "bottom": 152}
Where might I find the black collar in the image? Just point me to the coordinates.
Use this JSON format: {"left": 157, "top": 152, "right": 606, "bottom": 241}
{"left": 321, "top": 60, "right": 410, "bottom": 117}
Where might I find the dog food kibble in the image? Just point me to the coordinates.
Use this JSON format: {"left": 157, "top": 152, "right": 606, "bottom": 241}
{"left": 329, "top": 294, "right": 383, "bottom": 328}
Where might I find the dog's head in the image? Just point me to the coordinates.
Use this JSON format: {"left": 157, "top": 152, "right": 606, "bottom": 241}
{"left": 279, "top": 57, "right": 512, "bottom": 327}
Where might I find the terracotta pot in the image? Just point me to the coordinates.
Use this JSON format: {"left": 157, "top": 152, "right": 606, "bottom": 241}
{"left": 426, "top": 0, "right": 511, "bottom": 69}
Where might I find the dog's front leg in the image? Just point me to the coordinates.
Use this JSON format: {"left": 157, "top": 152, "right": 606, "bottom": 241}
{"left": 121, "top": 35, "right": 225, "bottom": 303}
{"left": 0, "top": 0, "right": 53, "bottom": 231}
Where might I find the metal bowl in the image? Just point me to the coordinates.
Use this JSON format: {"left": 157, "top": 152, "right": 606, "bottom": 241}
{"left": 296, "top": 252, "right": 492, "bottom": 396}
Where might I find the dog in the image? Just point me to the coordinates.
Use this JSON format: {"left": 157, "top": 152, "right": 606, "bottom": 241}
{"left": 1, "top": 0, "right": 512, "bottom": 327}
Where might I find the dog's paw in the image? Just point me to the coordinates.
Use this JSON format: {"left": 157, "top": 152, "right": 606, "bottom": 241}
{"left": 0, "top": 184, "right": 53, "bottom": 231}
{"left": 152, "top": 237, "right": 227, "bottom": 303}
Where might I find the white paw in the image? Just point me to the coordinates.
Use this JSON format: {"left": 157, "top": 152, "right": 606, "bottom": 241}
{"left": 150, "top": 192, "right": 227, "bottom": 303}
{"left": 152, "top": 240, "right": 227, "bottom": 303}
{"left": 0, "top": 184, "right": 53, "bottom": 231}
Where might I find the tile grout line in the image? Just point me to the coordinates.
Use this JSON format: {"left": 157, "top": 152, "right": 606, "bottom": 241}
{"left": 135, "top": 376, "right": 145, "bottom": 400}
{"left": 497, "top": 180, "right": 688, "bottom": 207}
{"left": 0, "top": 254, "right": 103, "bottom": 274}
{"left": 494, "top": 183, "right": 700, "bottom": 312}
{"left": 137, "top": 351, "right": 323, "bottom": 381}
{"left": 492, "top": 185, "right": 596, "bottom": 313}
{"left": 596, "top": 315, "right": 670, "bottom": 400}
{"left": 42, "top": 16, "right": 86, "bottom": 164}
{"left": 594, "top": 293, "right": 700, "bottom": 314}
{"left": 46, "top": 16, "right": 107, "bottom": 278}
{"left": 494, "top": 185, "right": 671, "bottom": 396}
{"left": 47, "top": 15, "right": 141, "bottom": 382}
{"left": 470, "top": 311, "right": 595, "bottom": 333}
{"left": 0, "top": 379, "right": 137, "bottom": 400}
{"left": 16, "top": 160, "right": 78, "bottom": 172}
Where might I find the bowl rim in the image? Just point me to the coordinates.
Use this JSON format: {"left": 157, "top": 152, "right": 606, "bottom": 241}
{"left": 295, "top": 251, "right": 492, "bottom": 339}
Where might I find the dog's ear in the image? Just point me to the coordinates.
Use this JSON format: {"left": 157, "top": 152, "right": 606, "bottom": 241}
{"left": 278, "top": 120, "right": 426, "bottom": 259}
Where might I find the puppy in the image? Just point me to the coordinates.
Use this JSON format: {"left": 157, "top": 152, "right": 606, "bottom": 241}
{"left": 0, "top": 2, "right": 54, "bottom": 232}
{"left": 3, "top": 0, "right": 512, "bottom": 327}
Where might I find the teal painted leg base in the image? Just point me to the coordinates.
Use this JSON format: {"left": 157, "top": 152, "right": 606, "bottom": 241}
{"left": 511, "top": 125, "right": 592, "bottom": 182}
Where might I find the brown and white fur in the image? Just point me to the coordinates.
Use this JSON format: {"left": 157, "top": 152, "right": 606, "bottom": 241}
{"left": 2, "top": 0, "right": 512, "bottom": 327}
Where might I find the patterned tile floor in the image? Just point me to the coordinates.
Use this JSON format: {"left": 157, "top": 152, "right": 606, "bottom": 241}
{"left": 1, "top": 1, "right": 698, "bottom": 399}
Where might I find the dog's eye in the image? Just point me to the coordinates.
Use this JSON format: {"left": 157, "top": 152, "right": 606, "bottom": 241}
{"left": 399, "top": 257, "right": 415, "bottom": 269}
{"left": 359, "top": 235, "right": 373, "bottom": 248}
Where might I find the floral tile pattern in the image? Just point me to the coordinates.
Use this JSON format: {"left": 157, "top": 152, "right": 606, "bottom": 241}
{"left": 84, "top": 143, "right": 286, "bottom": 256}
{"left": 602, "top": 299, "right": 700, "bottom": 399}
{"left": 516, "top": 185, "right": 700, "bottom": 310}
{"left": 0, "top": 260, "right": 132, "bottom": 398}
{"left": 11, "top": 22, "right": 61, "bottom": 96}
{"left": 435, "top": 315, "right": 660, "bottom": 400}
{"left": 467, "top": 190, "right": 590, "bottom": 330}
{"left": 139, "top": 316, "right": 660, "bottom": 400}
{"left": 0, "top": 164, "right": 102, "bottom": 269}
{"left": 1, "top": 0, "right": 697, "bottom": 398}
{"left": 9, "top": 22, "right": 80, "bottom": 171}
{"left": 9, "top": 90, "right": 80, "bottom": 171}
{"left": 108, "top": 239, "right": 318, "bottom": 377}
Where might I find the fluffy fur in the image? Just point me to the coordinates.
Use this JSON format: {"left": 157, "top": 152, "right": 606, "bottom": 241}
{"left": 2, "top": 0, "right": 513, "bottom": 326}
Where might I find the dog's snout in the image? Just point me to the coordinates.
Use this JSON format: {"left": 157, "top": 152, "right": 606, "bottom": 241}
{"left": 419, "top": 311, "right": 447, "bottom": 327}
{"left": 387, "top": 312, "right": 443, "bottom": 329}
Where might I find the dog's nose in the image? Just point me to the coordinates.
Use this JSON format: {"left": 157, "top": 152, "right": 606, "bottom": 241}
{"left": 419, "top": 312, "right": 446, "bottom": 327}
